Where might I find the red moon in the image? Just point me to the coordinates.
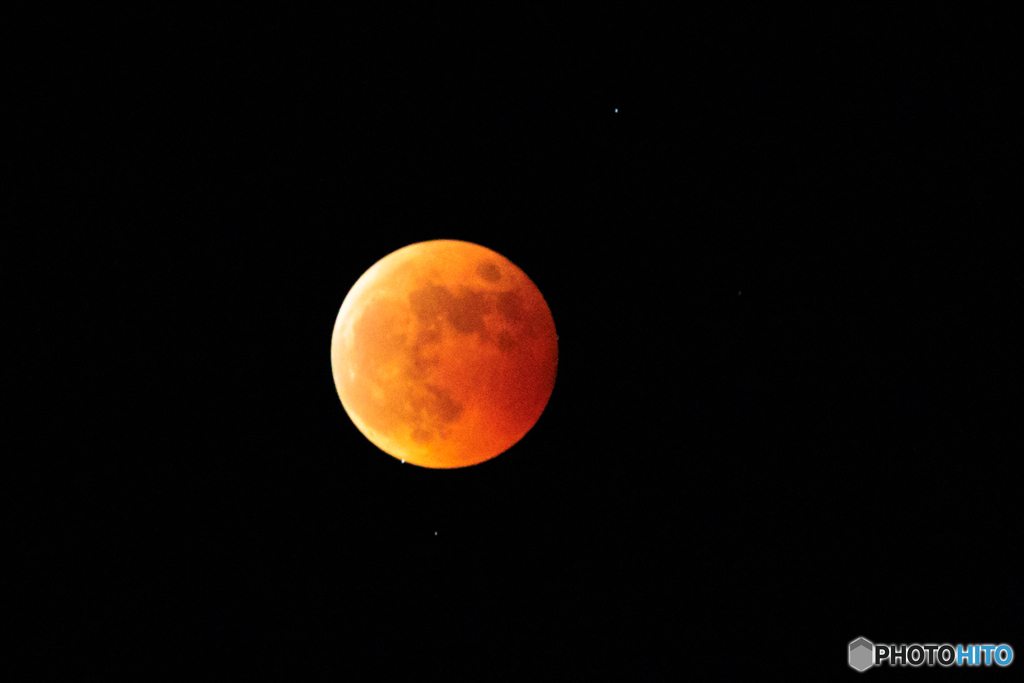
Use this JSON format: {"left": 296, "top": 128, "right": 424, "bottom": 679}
{"left": 331, "top": 240, "right": 558, "bottom": 468}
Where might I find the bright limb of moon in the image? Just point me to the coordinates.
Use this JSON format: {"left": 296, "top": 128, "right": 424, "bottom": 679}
{"left": 331, "top": 240, "right": 558, "bottom": 468}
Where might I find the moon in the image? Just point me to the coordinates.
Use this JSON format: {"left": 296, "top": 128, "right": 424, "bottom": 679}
{"left": 331, "top": 240, "right": 558, "bottom": 468}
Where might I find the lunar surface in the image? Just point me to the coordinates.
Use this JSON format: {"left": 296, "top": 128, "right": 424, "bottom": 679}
{"left": 331, "top": 240, "right": 558, "bottom": 468}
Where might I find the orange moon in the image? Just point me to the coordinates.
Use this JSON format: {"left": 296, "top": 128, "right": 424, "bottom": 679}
{"left": 331, "top": 240, "right": 558, "bottom": 468}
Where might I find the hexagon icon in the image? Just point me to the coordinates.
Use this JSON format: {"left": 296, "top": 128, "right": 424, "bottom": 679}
{"left": 849, "top": 637, "right": 874, "bottom": 672}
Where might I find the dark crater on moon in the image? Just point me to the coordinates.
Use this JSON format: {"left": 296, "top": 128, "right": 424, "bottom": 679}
{"left": 476, "top": 261, "right": 501, "bottom": 282}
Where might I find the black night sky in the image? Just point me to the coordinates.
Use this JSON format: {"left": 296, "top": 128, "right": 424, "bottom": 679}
{"left": 11, "top": 6, "right": 1020, "bottom": 679}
